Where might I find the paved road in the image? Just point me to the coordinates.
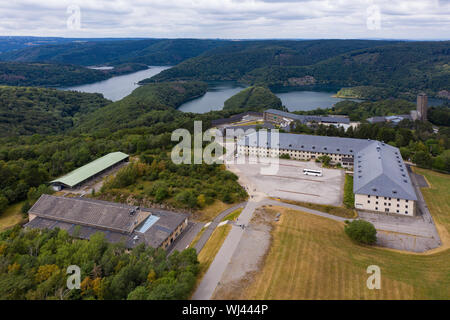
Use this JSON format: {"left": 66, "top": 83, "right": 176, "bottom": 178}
{"left": 192, "top": 199, "right": 261, "bottom": 300}
{"left": 168, "top": 222, "right": 204, "bottom": 254}
{"left": 408, "top": 166, "right": 441, "bottom": 244}
{"left": 194, "top": 202, "right": 247, "bottom": 253}
{"left": 263, "top": 199, "right": 351, "bottom": 222}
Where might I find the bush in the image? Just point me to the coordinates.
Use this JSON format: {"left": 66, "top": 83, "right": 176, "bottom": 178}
{"left": 0, "top": 196, "right": 8, "bottom": 214}
{"left": 343, "top": 175, "right": 355, "bottom": 209}
{"left": 345, "top": 220, "right": 377, "bottom": 245}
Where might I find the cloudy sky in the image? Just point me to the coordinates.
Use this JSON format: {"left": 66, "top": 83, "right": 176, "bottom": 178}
{"left": 0, "top": 0, "right": 449, "bottom": 39}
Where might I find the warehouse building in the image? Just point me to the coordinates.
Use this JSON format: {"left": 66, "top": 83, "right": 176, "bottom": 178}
{"left": 25, "top": 194, "right": 188, "bottom": 250}
{"left": 237, "top": 132, "right": 417, "bottom": 216}
{"left": 50, "top": 152, "right": 129, "bottom": 191}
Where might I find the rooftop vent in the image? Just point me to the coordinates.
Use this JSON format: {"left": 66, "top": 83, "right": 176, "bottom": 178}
{"left": 312, "top": 146, "right": 316, "bottom": 149}
{"left": 403, "top": 180, "right": 407, "bottom": 183}
{"left": 129, "top": 208, "right": 136, "bottom": 216}
{"left": 337, "top": 148, "right": 340, "bottom": 151}
{"left": 392, "top": 190, "right": 398, "bottom": 194}
{"left": 372, "top": 188, "right": 377, "bottom": 192}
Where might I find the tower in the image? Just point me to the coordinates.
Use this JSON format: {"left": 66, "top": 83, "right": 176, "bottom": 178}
{"left": 417, "top": 93, "right": 428, "bottom": 121}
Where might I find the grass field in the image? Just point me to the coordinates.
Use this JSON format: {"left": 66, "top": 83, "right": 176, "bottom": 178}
{"left": 413, "top": 167, "right": 450, "bottom": 246}
{"left": 195, "top": 200, "right": 237, "bottom": 222}
{"left": 221, "top": 208, "right": 243, "bottom": 222}
{"left": 279, "top": 199, "right": 357, "bottom": 219}
{"left": 242, "top": 206, "right": 449, "bottom": 300}
{"left": 0, "top": 201, "right": 25, "bottom": 231}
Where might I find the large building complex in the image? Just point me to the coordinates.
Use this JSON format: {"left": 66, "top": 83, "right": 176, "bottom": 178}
{"left": 25, "top": 194, "right": 188, "bottom": 250}
{"left": 263, "top": 109, "right": 351, "bottom": 128}
{"left": 237, "top": 132, "right": 417, "bottom": 216}
{"left": 50, "top": 152, "right": 129, "bottom": 191}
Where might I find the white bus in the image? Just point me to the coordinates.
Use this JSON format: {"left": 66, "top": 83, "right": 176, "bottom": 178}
{"left": 303, "top": 168, "right": 323, "bottom": 177}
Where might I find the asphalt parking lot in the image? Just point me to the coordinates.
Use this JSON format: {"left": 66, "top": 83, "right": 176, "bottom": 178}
{"left": 228, "top": 156, "right": 345, "bottom": 206}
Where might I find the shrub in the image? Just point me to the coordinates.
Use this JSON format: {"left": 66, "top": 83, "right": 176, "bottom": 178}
{"left": 345, "top": 220, "right": 377, "bottom": 245}
{"left": 343, "top": 175, "right": 355, "bottom": 209}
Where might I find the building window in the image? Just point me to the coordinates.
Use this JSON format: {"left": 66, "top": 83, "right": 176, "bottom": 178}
{"left": 375, "top": 207, "right": 378, "bottom": 211}
{"left": 376, "top": 201, "right": 379, "bottom": 205}
{"left": 406, "top": 205, "right": 408, "bottom": 208}
{"left": 367, "top": 200, "right": 370, "bottom": 204}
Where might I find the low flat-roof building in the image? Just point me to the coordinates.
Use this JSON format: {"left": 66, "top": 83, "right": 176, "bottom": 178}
{"left": 237, "top": 132, "right": 417, "bottom": 216}
{"left": 25, "top": 194, "right": 188, "bottom": 250}
{"left": 50, "top": 152, "right": 129, "bottom": 191}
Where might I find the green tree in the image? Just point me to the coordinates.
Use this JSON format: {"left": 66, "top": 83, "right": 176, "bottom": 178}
{"left": 345, "top": 220, "right": 377, "bottom": 245}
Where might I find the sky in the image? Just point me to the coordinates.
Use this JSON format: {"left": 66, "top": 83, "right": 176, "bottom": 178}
{"left": 0, "top": 0, "right": 449, "bottom": 40}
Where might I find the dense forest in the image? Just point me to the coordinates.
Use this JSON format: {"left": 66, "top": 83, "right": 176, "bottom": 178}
{"left": 0, "top": 62, "right": 149, "bottom": 87}
{"left": 0, "top": 226, "right": 199, "bottom": 300}
{"left": 150, "top": 41, "right": 450, "bottom": 99}
{"left": 0, "top": 39, "right": 227, "bottom": 66}
{"left": 0, "top": 86, "right": 111, "bottom": 136}
{"left": 223, "top": 86, "right": 283, "bottom": 111}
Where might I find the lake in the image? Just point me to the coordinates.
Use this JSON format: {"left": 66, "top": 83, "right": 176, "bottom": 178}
{"left": 62, "top": 66, "right": 171, "bottom": 101}
{"left": 178, "top": 82, "right": 248, "bottom": 113}
{"left": 177, "top": 83, "right": 361, "bottom": 113}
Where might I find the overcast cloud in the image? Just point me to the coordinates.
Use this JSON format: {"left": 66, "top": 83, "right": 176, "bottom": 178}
{"left": 0, "top": 0, "right": 449, "bottom": 39}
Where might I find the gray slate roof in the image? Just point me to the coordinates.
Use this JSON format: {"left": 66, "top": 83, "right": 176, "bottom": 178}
{"left": 26, "top": 195, "right": 188, "bottom": 248}
{"left": 238, "top": 132, "right": 417, "bottom": 201}
{"left": 238, "top": 131, "right": 371, "bottom": 156}
{"left": 265, "top": 109, "right": 350, "bottom": 124}
{"left": 353, "top": 142, "right": 417, "bottom": 200}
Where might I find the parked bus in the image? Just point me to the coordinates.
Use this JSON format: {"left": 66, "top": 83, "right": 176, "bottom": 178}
{"left": 303, "top": 168, "right": 323, "bottom": 177}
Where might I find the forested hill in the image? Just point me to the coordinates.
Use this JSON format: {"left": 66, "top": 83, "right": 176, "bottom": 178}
{"left": 75, "top": 81, "right": 209, "bottom": 133}
{"left": 0, "top": 39, "right": 227, "bottom": 66}
{"left": 148, "top": 39, "right": 397, "bottom": 82}
{"left": 149, "top": 40, "right": 450, "bottom": 98}
{"left": 0, "top": 62, "right": 148, "bottom": 87}
{"left": 223, "top": 86, "right": 283, "bottom": 111}
{"left": 0, "top": 86, "right": 110, "bottom": 136}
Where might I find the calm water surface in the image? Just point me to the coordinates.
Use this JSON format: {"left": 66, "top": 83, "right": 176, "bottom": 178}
{"left": 62, "top": 66, "right": 171, "bottom": 101}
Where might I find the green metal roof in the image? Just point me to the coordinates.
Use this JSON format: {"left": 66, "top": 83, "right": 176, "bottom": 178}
{"left": 51, "top": 152, "right": 129, "bottom": 188}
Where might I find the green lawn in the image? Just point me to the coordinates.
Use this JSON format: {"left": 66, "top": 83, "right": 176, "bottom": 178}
{"left": 413, "top": 167, "right": 450, "bottom": 247}
{"left": 242, "top": 206, "right": 450, "bottom": 300}
{"left": 221, "top": 208, "right": 243, "bottom": 222}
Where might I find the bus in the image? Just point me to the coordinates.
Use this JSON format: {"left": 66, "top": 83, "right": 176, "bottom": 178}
{"left": 303, "top": 168, "right": 323, "bottom": 177}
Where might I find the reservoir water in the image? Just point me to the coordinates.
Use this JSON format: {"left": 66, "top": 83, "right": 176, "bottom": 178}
{"left": 177, "top": 83, "right": 361, "bottom": 113}
{"left": 63, "top": 67, "right": 445, "bottom": 112}
{"left": 62, "top": 66, "right": 171, "bottom": 101}
{"left": 178, "top": 82, "right": 248, "bottom": 113}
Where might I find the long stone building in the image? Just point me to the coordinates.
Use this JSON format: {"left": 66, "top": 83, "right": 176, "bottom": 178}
{"left": 26, "top": 194, "right": 188, "bottom": 250}
{"left": 237, "top": 132, "right": 417, "bottom": 216}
